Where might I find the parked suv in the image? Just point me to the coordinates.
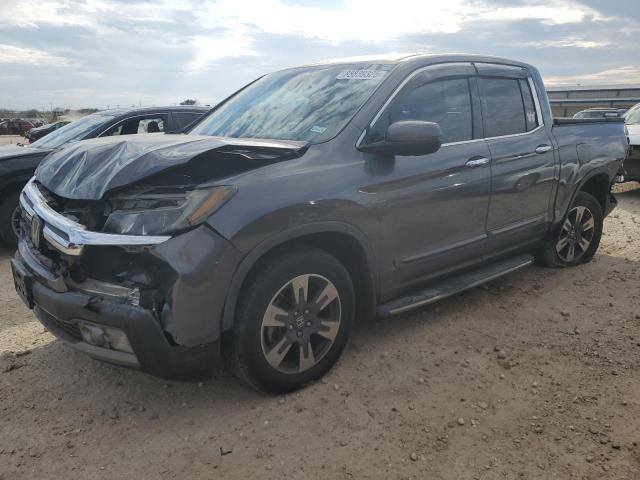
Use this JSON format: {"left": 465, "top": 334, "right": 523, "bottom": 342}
{"left": 0, "top": 106, "right": 209, "bottom": 246}
{"left": 13, "top": 54, "right": 627, "bottom": 392}
{"left": 573, "top": 108, "right": 627, "bottom": 119}
{"left": 24, "top": 121, "right": 70, "bottom": 142}
{"left": 0, "top": 119, "right": 34, "bottom": 136}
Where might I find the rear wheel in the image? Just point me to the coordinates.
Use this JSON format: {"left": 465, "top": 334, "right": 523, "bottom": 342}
{"left": 537, "top": 191, "right": 603, "bottom": 267}
{"left": 229, "top": 247, "right": 355, "bottom": 393}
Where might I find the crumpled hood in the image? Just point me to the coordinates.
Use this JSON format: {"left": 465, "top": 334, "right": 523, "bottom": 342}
{"left": 0, "top": 144, "right": 51, "bottom": 161}
{"left": 35, "top": 134, "right": 308, "bottom": 200}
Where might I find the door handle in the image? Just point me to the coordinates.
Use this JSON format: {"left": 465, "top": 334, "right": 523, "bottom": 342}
{"left": 535, "top": 144, "right": 552, "bottom": 154}
{"left": 465, "top": 156, "right": 489, "bottom": 167}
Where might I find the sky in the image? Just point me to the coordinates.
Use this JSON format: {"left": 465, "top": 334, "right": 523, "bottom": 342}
{"left": 0, "top": 0, "right": 638, "bottom": 110}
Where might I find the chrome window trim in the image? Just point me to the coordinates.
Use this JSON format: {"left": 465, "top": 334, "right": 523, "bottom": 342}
{"left": 20, "top": 179, "right": 170, "bottom": 256}
{"left": 356, "top": 64, "right": 546, "bottom": 150}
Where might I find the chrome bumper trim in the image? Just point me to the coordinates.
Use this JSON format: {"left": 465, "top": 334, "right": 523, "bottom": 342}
{"left": 20, "top": 179, "right": 170, "bottom": 256}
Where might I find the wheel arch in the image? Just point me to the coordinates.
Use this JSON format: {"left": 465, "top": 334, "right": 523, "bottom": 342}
{"left": 221, "top": 222, "right": 378, "bottom": 333}
{"left": 0, "top": 173, "right": 31, "bottom": 203}
{"left": 557, "top": 168, "right": 612, "bottom": 227}
{"left": 577, "top": 171, "right": 610, "bottom": 214}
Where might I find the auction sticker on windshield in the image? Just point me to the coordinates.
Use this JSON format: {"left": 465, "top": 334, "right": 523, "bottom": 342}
{"left": 336, "top": 69, "right": 387, "bottom": 80}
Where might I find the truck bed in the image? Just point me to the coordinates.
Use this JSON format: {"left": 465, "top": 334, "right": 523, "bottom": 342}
{"left": 553, "top": 117, "right": 626, "bottom": 126}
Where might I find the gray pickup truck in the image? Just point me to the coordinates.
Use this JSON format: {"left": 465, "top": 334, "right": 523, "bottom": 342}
{"left": 12, "top": 54, "right": 627, "bottom": 392}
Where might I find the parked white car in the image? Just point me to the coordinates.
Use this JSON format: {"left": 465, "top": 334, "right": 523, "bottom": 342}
{"left": 624, "top": 103, "right": 640, "bottom": 180}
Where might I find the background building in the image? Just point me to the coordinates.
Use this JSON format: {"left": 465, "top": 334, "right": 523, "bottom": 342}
{"left": 546, "top": 84, "right": 640, "bottom": 118}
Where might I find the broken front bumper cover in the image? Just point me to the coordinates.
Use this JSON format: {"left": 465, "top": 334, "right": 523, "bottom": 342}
{"left": 12, "top": 246, "right": 221, "bottom": 379}
{"left": 20, "top": 178, "right": 170, "bottom": 256}
{"left": 15, "top": 178, "right": 243, "bottom": 378}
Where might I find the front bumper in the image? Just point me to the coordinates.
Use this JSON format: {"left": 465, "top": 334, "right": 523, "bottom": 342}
{"left": 12, "top": 245, "right": 221, "bottom": 379}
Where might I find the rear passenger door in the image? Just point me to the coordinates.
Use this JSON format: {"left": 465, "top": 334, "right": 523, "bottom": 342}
{"left": 477, "top": 64, "right": 557, "bottom": 256}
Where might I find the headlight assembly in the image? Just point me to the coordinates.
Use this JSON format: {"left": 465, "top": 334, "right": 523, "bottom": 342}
{"left": 103, "top": 186, "right": 236, "bottom": 236}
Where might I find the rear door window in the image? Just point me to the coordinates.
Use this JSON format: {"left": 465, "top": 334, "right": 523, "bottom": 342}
{"left": 479, "top": 77, "right": 532, "bottom": 137}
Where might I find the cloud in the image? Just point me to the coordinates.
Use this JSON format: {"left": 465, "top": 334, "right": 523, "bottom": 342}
{"left": 194, "top": 0, "right": 599, "bottom": 44}
{"left": 479, "top": 2, "right": 602, "bottom": 24}
{"left": 0, "top": 0, "right": 638, "bottom": 109}
{"left": 545, "top": 66, "right": 640, "bottom": 86}
{"left": 187, "top": 34, "right": 258, "bottom": 71}
{"left": 519, "top": 38, "right": 610, "bottom": 49}
{"left": 0, "top": 44, "right": 76, "bottom": 66}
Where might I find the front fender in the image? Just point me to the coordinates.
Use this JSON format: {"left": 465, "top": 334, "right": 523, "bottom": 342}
{"left": 220, "top": 220, "right": 377, "bottom": 332}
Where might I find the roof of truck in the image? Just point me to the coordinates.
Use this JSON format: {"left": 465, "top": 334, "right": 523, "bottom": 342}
{"left": 312, "top": 52, "right": 531, "bottom": 67}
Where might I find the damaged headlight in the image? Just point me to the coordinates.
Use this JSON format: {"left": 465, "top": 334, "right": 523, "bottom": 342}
{"left": 103, "top": 186, "right": 236, "bottom": 235}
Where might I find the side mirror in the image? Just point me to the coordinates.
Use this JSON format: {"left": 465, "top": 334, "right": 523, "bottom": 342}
{"left": 359, "top": 120, "right": 443, "bottom": 156}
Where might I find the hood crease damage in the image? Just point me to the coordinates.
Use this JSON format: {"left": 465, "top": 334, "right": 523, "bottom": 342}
{"left": 35, "top": 134, "right": 308, "bottom": 200}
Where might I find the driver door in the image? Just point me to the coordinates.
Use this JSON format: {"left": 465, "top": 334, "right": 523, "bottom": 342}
{"left": 360, "top": 64, "right": 492, "bottom": 298}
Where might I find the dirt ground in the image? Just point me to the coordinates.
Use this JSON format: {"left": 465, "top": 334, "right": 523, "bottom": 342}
{"left": 0, "top": 184, "right": 639, "bottom": 480}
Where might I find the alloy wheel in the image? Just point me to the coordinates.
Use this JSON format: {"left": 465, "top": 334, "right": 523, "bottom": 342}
{"left": 556, "top": 205, "right": 595, "bottom": 262}
{"left": 10, "top": 205, "right": 21, "bottom": 240}
{"left": 260, "top": 274, "right": 341, "bottom": 374}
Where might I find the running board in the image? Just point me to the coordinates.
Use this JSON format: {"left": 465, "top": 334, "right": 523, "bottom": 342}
{"left": 377, "top": 254, "right": 534, "bottom": 317}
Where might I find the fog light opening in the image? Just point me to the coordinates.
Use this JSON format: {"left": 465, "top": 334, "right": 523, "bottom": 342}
{"left": 78, "top": 324, "right": 107, "bottom": 347}
{"left": 78, "top": 322, "right": 134, "bottom": 354}
{"left": 104, "top": 327, "right": 134, "bottom": 354}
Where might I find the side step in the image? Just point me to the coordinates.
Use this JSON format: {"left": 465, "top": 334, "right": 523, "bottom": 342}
{"left": 377, "top": 254, "right": 534, "bottom": 317}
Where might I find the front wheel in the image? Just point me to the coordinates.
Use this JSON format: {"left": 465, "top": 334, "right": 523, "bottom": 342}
{"left": 228, "top": 247, "right": 355, "bottom": 393}
{"left": 537, "top": 191, "right": 603, "bottom": 267}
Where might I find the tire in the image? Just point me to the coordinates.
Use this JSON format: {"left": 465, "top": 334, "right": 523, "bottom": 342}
{"left": 537, "top": 191, "right": 603, "bottom": 268}
{"left": 0, "top": 192, "right": 21, "bottom": 248}
{"left": 228, "top": 246, "right": 355, "bottom": 393}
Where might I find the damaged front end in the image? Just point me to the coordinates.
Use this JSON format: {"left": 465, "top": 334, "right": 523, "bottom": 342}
{"left": 14, "top": 179, "right": 242, "bottom": 378}
{"left": 11, "top": 135, "right": 307, "bottom": 378}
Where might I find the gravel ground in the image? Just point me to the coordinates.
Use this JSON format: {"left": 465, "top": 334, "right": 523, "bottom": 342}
{"left": 1, "top": 184, "right": 639, "bottom": 480}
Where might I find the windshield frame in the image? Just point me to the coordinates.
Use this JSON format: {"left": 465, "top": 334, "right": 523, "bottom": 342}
{"left": 187, "top": 62, "right": 397, "bottom": 145}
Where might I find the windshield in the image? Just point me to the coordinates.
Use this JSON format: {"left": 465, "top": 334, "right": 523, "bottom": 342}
{"left": 625, "top": 106, "right": 640, "bottom": 125}
{"left": 190, "top": 63, "right": 392, "bottom": 143}
{"left": 31, "top": 113, "right": 116, "bottom": 149}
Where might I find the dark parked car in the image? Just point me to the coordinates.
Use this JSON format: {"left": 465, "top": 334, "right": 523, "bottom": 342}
{"left": 0, "top": 119, "right": 35, "bottom": 136}
{"left": 573, "top": 108, "right": 627, "bottom": 119}
{"left": 12, "top": 54, "right": 627, "bottom": 392}
{"left": 0, "top": 105, "right": 209, "bottom": 246}
{"left": 24, "top": 121, "right": 70, "bottom": 142}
